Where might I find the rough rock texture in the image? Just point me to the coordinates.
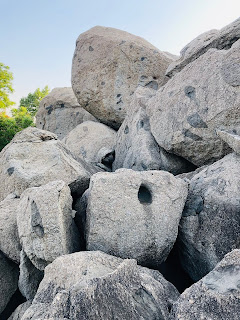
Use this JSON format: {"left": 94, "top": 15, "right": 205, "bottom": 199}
{"left": 63, "top": 121, "right": 116, "bottom": 170}
{"left": 72, "top": 26, "right": 173, "bottom": 129}
{"left": 0, "top": 194, "right": 21, "bottom": 263}
{"left": 8, "top": 301, "right": 32, "bottom": 320}
{"left": 36, "top": 87, "right": 97, "bottom": 139}
{"left": 17, "top": 180, "right": 81, "bottom": 270}
{"left": 0, "top": 127, "right": 97, "bottom": 202}
{"left": 178, "top": 153, "right": 240, "bottom": 281}
{"left": 166, "top": 17, "right": 240, "bottom": 77}
{"left": 0, "top": 251, "right": 19, "bottom": 314}
{"left": 86, "top": 169, "right": 188, "bottom": 266}
{"left": 113, "top": 87, "right": 196, "bottom": 174}
{"left": 22, "top": 251, "right": 179, "bottom": 320}
{"left": 170, "top": 249, "right": 240, "bottom": 320}
{"left": 147, "top": 40, "right": 240, "bottom": 167}
{"left": 217, "top": 129, "right": 240, "bottom": 155}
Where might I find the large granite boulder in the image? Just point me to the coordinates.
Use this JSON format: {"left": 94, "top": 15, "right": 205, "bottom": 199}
{"left": 63, "top": 121, "right": 116, "bottom": 170}
{"left": 113, "top": 87, "right": 196, "bottom": 174}
{"left": 0, "top": 194, "right": 21, "bottom": 263}
{"left": 166, "top": 17, "right": 240, "bottom": 78}
{"left": 178, "top": 153, "right": 240, "bottom": 281}
{"left": 17, "top": 180, "right": 80, "bottom": 270}
{"left": 170, "top": 249, "right": 240, "bottom": 319}
{"left": 36, "top": 87, "right": 97, "bottom": 139}
{"left": 22, "top": 251, "right": 179, "bottom": 320}
{"left": 147, "top": 39, "right": 240, "bottom": 167}
{"left": 72, "top": 26, "right": 174, "bottom": 129}
{"left": 86, "top": 169, "right": 188, "bottom": 267}
{"left": 0, "top": 127, "right": 97, "bottom": 201}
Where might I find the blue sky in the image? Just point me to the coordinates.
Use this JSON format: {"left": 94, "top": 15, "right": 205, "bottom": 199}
{"left": 1, "top": 0, "right": 240, "bottom": 105}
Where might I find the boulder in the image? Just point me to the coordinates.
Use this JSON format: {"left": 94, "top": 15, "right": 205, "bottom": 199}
{"left": 166, "top": 17, "right": 240, "bottom": 78}
{"left": 8, "top": 301, "right": 32, "bottom": 320}
{"left": 36, "top": 87, "right": 97, "bottom": 139}
{"left": 86, "top": 169, "right": 188, "bottom": 267}
{"left": 63, "top": 121, "right": 116, "bottom": 170}
{"left": 0, "top": 127, "right": 97, "bottom": 202}
{"left": 17, "top": 180, "right": 81, "bottom": 270}
{"left": 0, "top": 194, "right": 21, "bottom": 263}
{"left": 147, "top": 40, "right": 240, "bottom": 167}
{"left": 72, "top": 26, "right": 174, "bottom": 129}
{"left": 113, "top": 87, "right": 196, "bottom": 174}
{"left": 178, "top": 153, "right": 240, "bottom": 281}
{"left": 22, "top": 251, "right": 179, "bottom": 320}
{"left": 170, "top": 249, "right": 240, "bottom": 320}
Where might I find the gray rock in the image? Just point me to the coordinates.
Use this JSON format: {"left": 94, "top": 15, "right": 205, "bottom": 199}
{"left": 72, "top": 26, "right": 174, "bottom": 129}
{"left": 0, "top": 127, "right": 97, "bottom": 202}
{"left": 19, "top": 250, "right": 44, "bottom": 300}
{"left": 22, "top": 251, "right": 179, "bottom": 320}
{"left": 36, "top": 87, "right": 97, "bottom": 139}
{"left": 8, "top": 301, "right": 32, "bottom": 320}
{"left": 0, "top": 194, "right": 21, "bottom": 263}
{"left": 0, "top": 251, "right": 19, "bottom": 314}
{"left": 147, "top": 42, "right": 240, "bottom": 167}
{"left": 113, "top": 87, "right": 196, "bottom": 174}
{"left": 63, "top": 121, "right": 116, "bottom": 170}
{"left": 178, "top": 153, "right": 240, "bottom": 281}
{"left": 86, "top": 169, "right": 188, "bottom": 266}
{"left": 170, "top": 249, "right": 240, "bottom": 320}
{"left": 217, "top": 129, "right": 240, "bottom": 155}
{"left": 166, "top": 17, "right": 240, "bottom": 78}
{"left": 17, "top": 180, "right": 81, "bottom": 270}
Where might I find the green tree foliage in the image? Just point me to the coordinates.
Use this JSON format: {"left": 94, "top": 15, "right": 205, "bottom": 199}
{"left": 0, "top": 62, "right": 15, "bottom": 109}
{"left": 20, "top": 85, "right": 50, "bottom": 116}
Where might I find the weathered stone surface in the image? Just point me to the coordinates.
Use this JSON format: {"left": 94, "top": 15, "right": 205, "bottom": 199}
{"left": 36, "top": 87, "right": 97, "bottom": 139}
{"left": 72, "top": 26, "right": 174, "bottom": 129}
{"left": 0, "top": 251, "right": 19, "bottom": 314}
{"left": 63, "top": 121, "right": 116, "bottom": 170}
{"left": 0, "top": 127, "right": 97, "bottom": 202}
{"left": 17, "top": 180, "right": 81, "bottom": 270}
{"left": 22, "top": 251, "right": 179, "bottom": 320}
{"left": 147, "top": 41, "right": 240, "bottom": 167}
{"left": 178, "top": 153, "right": 240, "bottom": 281}
{"left": 170, "top": 250, "right": 240, "bottom": 320}
{"left": 113, "top": 87, "right": 196, "bottom": 174}
{"left": 8, "top": 301, "right": 32, "bottom": 320}
{"left": 0, "top": 194, "right": 21, "bottom": 263}
{"left": 86, "top": 169, "right": 188, "bottom": 266}
{"left": 217, "top": 129, "right": 240, "bottom": 155}
{"left": 166, "top": 17, "right": 240, "bottom": 77}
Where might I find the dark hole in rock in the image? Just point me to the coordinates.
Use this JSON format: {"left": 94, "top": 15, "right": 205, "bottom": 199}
{"left": 101, "top": 81, "right": 105, "bottom": 85}
{"left": 89, "top": 46, "right": 94, "bottom": 51}
{"left": 7, "top": 167, "right": 15, "bottom": 176}
{"left": 138, "top": 185, "right": 152, "bottom": 204}
{"left": 46, "top": 105, "right": 53, "bottom": 115}
{"left": 60, "top": 103, "right": 65, "bottom": 108}
{"left": 101, "top": 151, "right": 115, "bottom": 170}
{"left": 117, "top": 94, "right": 121, "bottom": 98}
{"left": 141, "top": 57, "right": 146, "bottom": 61}
{"left": 124, "top": 125, "right": 129, "bottom": 134}
{"left": 184, "top": 86, "right": 196, "bottom": 99}
{"left": 153, "top": 76, "right": 157, "bottom": 80}
{"left": 0, "top": 289, "right": 26, "bottom": 320}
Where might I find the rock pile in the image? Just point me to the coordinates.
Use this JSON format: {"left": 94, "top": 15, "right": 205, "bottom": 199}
{"left": 1, "top": 18, "right": 240, "bottom": 319}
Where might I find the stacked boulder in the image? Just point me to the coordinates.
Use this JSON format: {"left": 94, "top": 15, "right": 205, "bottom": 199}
{"left": 1, "top": 18, "right": 240, "bottom": 320}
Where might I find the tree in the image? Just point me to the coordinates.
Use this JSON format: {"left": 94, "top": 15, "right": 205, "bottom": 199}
{"left": 0, "top": 62, "right": 15, "bottom": 109}
{"left": 20, "top": 85, "right": 50, "bottom": 116}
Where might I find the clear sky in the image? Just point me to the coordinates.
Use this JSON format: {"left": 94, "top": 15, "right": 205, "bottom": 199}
{"left": 1, "top": 0, "right": 240, "bottom": 105}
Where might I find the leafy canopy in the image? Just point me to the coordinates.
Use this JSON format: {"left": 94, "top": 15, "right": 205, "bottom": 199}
{"left": 0, "top": 62, "right": 15, "bottom": 108}
{"left": 20, "top": 85, "right": 50, "bottom": 116}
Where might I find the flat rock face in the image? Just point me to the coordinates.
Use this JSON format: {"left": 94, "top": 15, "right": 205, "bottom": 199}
{"left": 0, "top": 127, "right": 97, "bottom": 201}
{"left": 72, "top": 26, "right": 173, "bottom": 129}
{"left": 17, "top": 180, "right": 80, "bottom": 270}
{"left": 178, "top": 153, "right": 240, "bottom": 281}
{"left": 113, "top": 87, "right": 195, "bottom": 174}
{"left": 63, "top": 121, "right": 116, "bottom": 170}
{"left": 0, "top": 194, "right": 21, "bottom": 263}
{"left": 86, "top": 169, "right": 188, "bottom": 266}
{"left": 22, "top": 251, "right": 179, "bottom": 320}
{"left": 217, "top": 129, "right": 240, "bottom": 155}
{"left": 36, "top": 87, "right": 97, "bottom": 139}
{"left": 166, "top": 17, "right": 240, "bottom": 77}
{"left": 170, "top": 250, "right": 240, "bottom": 320}
{"left": 147, "top": 41, "right": 240, "bottom": 167}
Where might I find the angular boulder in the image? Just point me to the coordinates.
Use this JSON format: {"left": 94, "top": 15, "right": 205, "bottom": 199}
{"left": 86, "top": 169, "right": 188, "bottom": 266}
{"left": 72, "top": 26, "right": 174, "bottom": 129}
{"left": 0, "top": 127, "right": 97, "bottom": 201}
{"left": 36, "top": 87, "right": 97, "bottom": 139}
{"left": 170, "top": 250, "right": 240, "bottom": 319}
{"left": 178, "top": 153, "right": 240, "bottom": 281}
{"left": 17, "top": 180, "right": 81, "bottom": 270}
{"left": 22, "top": 251, "right": 179, "bottom": 320}
{"left": 217, "top": 129, "right": 240, "bottom": 155}
{"left": 147, "top": 40, "right": 240, "bottom": 166}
